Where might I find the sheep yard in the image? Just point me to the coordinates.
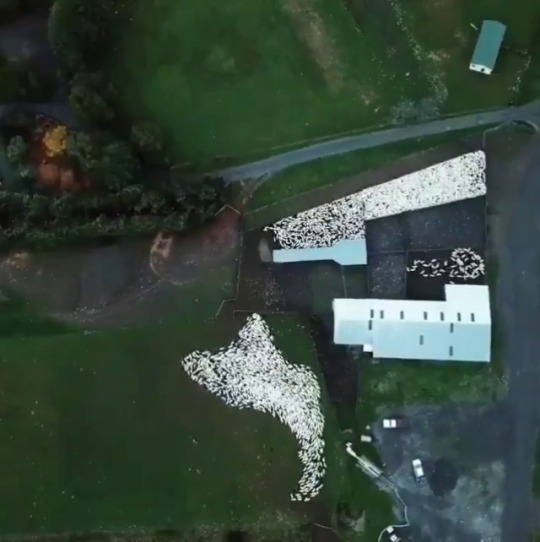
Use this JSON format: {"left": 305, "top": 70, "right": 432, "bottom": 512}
{"left": 0, "top": 314, "right": 346, "bottom": 536}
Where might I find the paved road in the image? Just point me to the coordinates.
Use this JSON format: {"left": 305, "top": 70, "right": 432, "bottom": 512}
{"left": 498, "top": 134, "right": 540, "bottom": 542}
{"left": 216, "top": 101, "right": 540, "bottom": 182}
{"left": 0, "top": 102, "right": 78, "bottom": 128}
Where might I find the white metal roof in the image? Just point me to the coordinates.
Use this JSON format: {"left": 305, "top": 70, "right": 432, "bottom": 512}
{"left": 333, "top": 284, "right": 491, "bottom": 362}
{"left": 333, "top": 285, "right": 490, "bottom": 325}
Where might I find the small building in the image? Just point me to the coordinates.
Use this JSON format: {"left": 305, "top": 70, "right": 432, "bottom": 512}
{"left": 273, "top": 238, "right": 367, "bottom": 266}
{"left": 469, "top": 20, "right": 506, "bottom": 75}
{"left": 333, "top": 284, "right": 491, "bottom": 362}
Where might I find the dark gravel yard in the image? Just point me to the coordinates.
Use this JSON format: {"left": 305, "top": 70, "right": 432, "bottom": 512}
{"left": 367, "top": 252, "right": 407, "bottom": 298}
{"left": 366, "top": 196, "right": 486, "bottom": 254}
{"left": 372, "top": 402, "right": 509, "bottom": 542}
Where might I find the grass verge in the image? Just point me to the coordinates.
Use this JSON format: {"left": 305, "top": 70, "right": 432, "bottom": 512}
{"left": 245, "top": 127, "right": 487, "bottom": 229}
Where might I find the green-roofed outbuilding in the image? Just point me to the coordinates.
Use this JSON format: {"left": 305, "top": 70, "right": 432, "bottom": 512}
{"left": 469, "top": 20, "right": 506, "bottom": 75}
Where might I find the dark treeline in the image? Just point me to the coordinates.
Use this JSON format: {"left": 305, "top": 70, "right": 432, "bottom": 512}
{"left": 0, "top": 177, "right": 227, "bottom": 246}
{"left": 0, "top": 0, "right": 228, "bottom": 247}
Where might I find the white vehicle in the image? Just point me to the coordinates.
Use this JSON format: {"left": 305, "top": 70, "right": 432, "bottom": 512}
{"left": 385, "top": 526, "right": 401, "bottom": 542}
{"left": 360, "top": 434, "right": 373, "bottom": 443}
{"left": 382, "top": 416, "right": 408, "bottom": 429}
{"left": 412, "top": 458, "right": 425, "bottom": 482}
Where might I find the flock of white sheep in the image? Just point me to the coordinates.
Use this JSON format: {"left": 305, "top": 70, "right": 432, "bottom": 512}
{"left": 181, "top": 314, "right": 326, "bottom": 502}
{"left": 181, "top": 151, "right": 488, "bottom": 503}
{"left": 407, "top": 247, "right": 485, "bottom": 281}
{"left": 265, "top": 150, "right": 486, "bottom": 249}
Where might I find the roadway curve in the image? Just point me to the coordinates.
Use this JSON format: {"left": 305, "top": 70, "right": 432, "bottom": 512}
{"left": 499, "top": 134, "right": 540, "bottom": 542}
{"left": 0, "top": 101, "right": 78, "bottom": 128}
{"left": 216, "top": 101, "right": 540, "bottom": 182}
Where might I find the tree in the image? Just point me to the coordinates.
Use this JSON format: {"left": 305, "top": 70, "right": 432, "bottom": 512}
{"left": 43, "top": 125, "right": 69, "bottom": 157}
{"left": 67, "top": 132, "right": 99, "bottom": 171}
{"left": 119, "top": 184, "right": 143, "bottom": 208}
{"left": 130, "top": 122, "right": 164, "bottom": 158}
{"left": 69, "top": 83, "right": 114, "bottom": 125}
{"left": 6, "top": 135, "right": 28, "bottom": 165}
{"left": 139, "top": 190, "right": 166, "bottom": 214}
{"left": 27, "top": 194, "right": 51, "bottom": 223}
{"left": 97, "top": 140, "right": 138, "bottom": 190}
{"left": 51, "top": 194, "right": 75, "bottom": 219}
{"left": 18, "top": 164, "right": 36, "bottom": 181}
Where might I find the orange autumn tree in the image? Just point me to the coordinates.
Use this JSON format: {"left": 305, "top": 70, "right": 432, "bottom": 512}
{"left": 43, "top": 125, "right": 68, "bottom": 157}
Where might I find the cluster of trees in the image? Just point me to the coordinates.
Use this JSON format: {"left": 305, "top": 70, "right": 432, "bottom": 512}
{"left": 50, "top": 0, "right": 173, "bottom": 167}
{"left": 0, "top": 0, "right": 230, "bottom": 246}
{"left": 5, "top": 127, "right": 166, "bottom": 192}
{"left": 0, "top": 178, "right": 226, "bottom": 246}
{"left": 0, "top": 108, "right": 226, "bottom": 246}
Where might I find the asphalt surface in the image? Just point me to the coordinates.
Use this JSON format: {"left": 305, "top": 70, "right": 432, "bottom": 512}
{"left": 0, "top": 102, "right": 78, "bottom": 128}
{"left": 216, "top": 101, "right": 540, "bottom": 182}
{"left": 499, "top": 134, "right": 540, "bottom": 542}
{"left": 373, "top": 404, "right": 508, "bottom": 542}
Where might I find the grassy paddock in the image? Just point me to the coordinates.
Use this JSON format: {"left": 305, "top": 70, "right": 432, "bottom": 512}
{"left": 360, "top": 360, "right": 505, "bottom": 414}
{"left": 399, "top": 0, "right": 540, "bottom": 111}
{"left": 0, "top": 311, "right": 345, "bottom": 535}
{"left": 0, "top": 293, "right": 72, "bottom": 338}
{"left": 107, "top": 0, "right": 427, "bottom": 165}
{"left": 54, "top": 0, "right": 540, "bottom": 170}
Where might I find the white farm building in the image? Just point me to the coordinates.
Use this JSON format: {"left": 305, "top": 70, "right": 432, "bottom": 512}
{"left": 333, "top": 284, "right": 491, "bottom": 362}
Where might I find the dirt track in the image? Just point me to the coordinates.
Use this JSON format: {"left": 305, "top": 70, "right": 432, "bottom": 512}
{"left": 0, "top": 207, "right": 242, "bottom": 328}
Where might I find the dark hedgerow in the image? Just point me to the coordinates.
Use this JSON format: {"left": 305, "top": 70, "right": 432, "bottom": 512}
{"left": 0, "top": 178, "right": 228, "bottom": 248}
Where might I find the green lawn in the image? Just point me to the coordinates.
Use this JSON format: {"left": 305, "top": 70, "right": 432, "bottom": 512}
{"left": 0, "top": 293, "right": 73, "bottom": 338}
{"left": 0, "top": 311, "right": 345, "bottom": 535}
{"left": 359, "top": 361, "right": 505, "bottom": 416}
{"left": 108, "top": 0, "right": 429, "bottom": 166}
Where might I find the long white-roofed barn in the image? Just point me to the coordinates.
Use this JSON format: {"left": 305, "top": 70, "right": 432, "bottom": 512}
{"left": 333, "top": 284, "right": 491, "bottom": 362}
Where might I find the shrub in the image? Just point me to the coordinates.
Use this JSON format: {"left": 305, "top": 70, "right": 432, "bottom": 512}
{"left": 6, "top": 135, "right": 28, "bottom": 166}
{"left": 131, "top": 121, "right": 166, "bottom": 162}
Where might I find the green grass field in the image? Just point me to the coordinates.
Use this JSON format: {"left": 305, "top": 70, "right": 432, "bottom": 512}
{"left": 98, "top": 0, "right": 540, "bottom": 168}
{"left": 360, "top": 361, "right": 505, "bottom": 415}
{"left": 0, "top": 312, "right": 345, "bottom": 535}
{"left": 109, "top": 0, "right": 427, "bottom": 166}
{"left": 0, "top": 294, "right": 72, "bottom": 338}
